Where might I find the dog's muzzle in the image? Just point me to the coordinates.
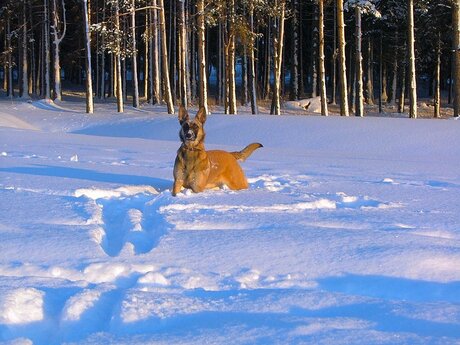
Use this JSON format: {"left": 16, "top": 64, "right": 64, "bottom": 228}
{"left": 185, "top": 130, "right": 195, "bottom": 141}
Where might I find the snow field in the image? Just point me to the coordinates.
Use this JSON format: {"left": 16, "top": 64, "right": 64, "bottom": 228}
{"left": 0, "top": 99, "right": 460, "bottom": 344}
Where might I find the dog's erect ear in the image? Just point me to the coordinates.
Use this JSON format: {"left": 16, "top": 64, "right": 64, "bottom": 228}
{"left": 179, "top": 105, "right": 189, "bottom": 124}
{"left": 195, "top": 107, "right": 207, "bottom": 125}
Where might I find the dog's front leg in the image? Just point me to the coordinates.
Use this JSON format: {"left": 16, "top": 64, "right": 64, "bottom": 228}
{"left": 172, "top": 179, "right": 183, "bottom": 196}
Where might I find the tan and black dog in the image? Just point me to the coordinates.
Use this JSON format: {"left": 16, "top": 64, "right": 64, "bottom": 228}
{"left": 172, "top": 106, "right": 262, "bottom": 196}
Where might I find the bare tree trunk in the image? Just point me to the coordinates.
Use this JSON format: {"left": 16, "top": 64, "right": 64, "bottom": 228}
{"left": 51, "top": 0, "right": 66, "bottom": 101}
{"left": 290, "top": 0, "right": 299, "bottom": 100}
{"left": 226, "top": 0, "right": 237, "bottom": 114}
{"left": 178, "top": 0, "right": 187, "bottom": 107}
{"left": 389, "top": 47, "right": 398, "bottom": 105}
{"left": 100, "top": 1, "right": 106, "bottom": 99}
{"left": 151, "top": 0, "right": 160, "bottom": 104}
{"left": 318, "top": 0, "right": 328, "bottom": 116}
{"left": 249, "top": 0, "right": 258, "bottom": 114}
{"left": 83, "top": 0, "right": 93, "bottom": 113}
{"left": 337, "top": 0, "right": 349, "bottom": 116}
{"left": 28, "top": 0, "right": 36, "bottom": 95}
{"left": 197, "top": 0, "right": 208, "bottom": 113}
{"left": 43, "top": 0, "right": 52, "bottom": 100}
{"left": 263, "top": 22, "right": 271, "bottom": 100}
{"left": 144, "top": 10, "right": 149, "bottom": 101}
{"left": 131, "top": 0, "right": 139, "bottom": 108}
{"left": 407, "top": 0, "right": 417, "bottom": 118}
{"left": 21, "top": 1, "right": 29, "bottom": 98}
{"left": 159, "top": 0, "right": 174, "bottom": 113}
{"left": 453, "top": 0, "right": 460, "bottom": 117}
{"left": 365, "top": 37, "right": 374, "bottom": 105}
{"left": 114, "top": 0, "right": 124, "bottom": 112}
{"left": 270, "top": 0, "right": 285, "bottom": 115}
{"left": 398, "top": 55, "right": 406, "bottom": 113}
{"left": 6, "top": 14, "right": 13, "bottom": 97}
{"left": 332, "top": 1, "right": 337, "bottom": 104}
{"left": 311, "top": 3, "right": 318, "bottom": 97}
{"left": 355, "top": 7, "right": 364, "bottom": 117}
{"left": 434, "top": 32, "right": 441, "bottom": 118}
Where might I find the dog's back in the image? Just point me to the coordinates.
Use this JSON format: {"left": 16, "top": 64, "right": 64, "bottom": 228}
{"left": 206, "top": 150, "right": 248, "bottom": 190}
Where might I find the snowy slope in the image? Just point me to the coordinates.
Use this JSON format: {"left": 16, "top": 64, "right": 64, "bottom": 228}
{"left": 1, "top": 99, "right": 460, "bottom": 345}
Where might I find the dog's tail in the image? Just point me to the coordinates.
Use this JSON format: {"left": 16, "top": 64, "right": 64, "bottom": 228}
{"left": 231, "top": 143, "right": 263, "bottom": 162}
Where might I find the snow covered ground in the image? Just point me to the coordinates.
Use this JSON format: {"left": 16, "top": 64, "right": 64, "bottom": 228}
{"left": 1, "top": 98, "right": 460, "bottom": 344}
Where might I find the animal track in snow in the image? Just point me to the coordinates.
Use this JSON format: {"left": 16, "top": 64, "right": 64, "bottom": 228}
{"left": 75, "top": 186, "right": 167, "bottom": 257}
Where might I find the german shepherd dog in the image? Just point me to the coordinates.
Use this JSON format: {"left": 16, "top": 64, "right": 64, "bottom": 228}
{"left": 172, "top": 106, "right": 262, "bottom": 196}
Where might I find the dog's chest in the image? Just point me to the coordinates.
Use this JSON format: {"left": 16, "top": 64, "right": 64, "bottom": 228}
{"left": 179, "top": 150, "right": 210, "bottom": 183}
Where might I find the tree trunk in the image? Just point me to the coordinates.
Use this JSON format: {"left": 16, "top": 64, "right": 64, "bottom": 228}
{"left": 389, "top": 47, "right": 398, "bottom": 105}
{"left": 332, "top": 1, "right": 337, "bottom": 104}
{"left": 144, "top": 10, "right": 149, "bottom": 101}
{"left": 434, "top": 32, "right": 441, "bottom": 118}
{"left": 197, "top": 0, "right": 208, "bottom": 113}
{"left": 337, "top": 0, "right": 349, "bottom": 116}
{"left": 226, "top": 0, "right": 237, "bottom": 114}
{"left": 178, "top": 0, "right": 187, "bottom": 107}
{"left": 131, "top": 0, "right": 139, "bottom": 108}
{"left": 355, "top": 7, "right": 364, "bottom": 117}
{"left": 365, "top": 37, "right": 374, "bottom": 105}
{"left": 151, "top": 0, "right": 161, "bottom": 104}
{"left": 21, "top": 1, "right": 29, "bottom": 99}
{"left": 51, "top": 0, "right": 66, "bottom": 101}
{"left": 114, "top": 0, "right": 124, "bottom": 112}
{"left": 290, "top": 0, "right": 299, "bottom": 100}
{"left": 398, "top": 44, "right": 406, "bottom": 113}
{"left": 270, "top": 0, "right": 285, "bottom": 115}
{"left": 318, "top": 0, "right": 328, "bottom": 116}
{"left": 263, "top": 22, "right": 271, "bottom": 100}
{"left": 407, "top": 0, "right": 417, "bottom": 118}
{"left": 249, "top": 0, "right": 258, "bottom": 114}
{"left": 100, "top": 1, "right": 106, "bottom": 99}
{"left": 311, "top": 3, "right": 318, "bottom": 97}
{"left": 453, "top": 0, "right": 460, "bottom": 117}
{"left": 43, "top": 0, "right": 51, "bottom": 100}
{"left": 159, "top": 0, "right": 174, "bottom": 113}
{"left": 83, "top": 0, "right": 93, "bottom": 113}
{"left": 6, "top": 14, "right": 13, "bottom": 97}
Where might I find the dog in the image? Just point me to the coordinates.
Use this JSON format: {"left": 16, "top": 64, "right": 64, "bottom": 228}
{"left": 172, "top": 106, "right": 262, "bottom": 196}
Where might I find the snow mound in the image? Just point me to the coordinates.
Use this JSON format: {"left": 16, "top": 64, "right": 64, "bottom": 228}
{"left": 0, "top": 288, "right": 45, "bottom": 324}
{"left": 285, "top": 96, "right": 322, "bottom": 113}
{"left": 75, "top": 185, "right": 159, "bottom": 200}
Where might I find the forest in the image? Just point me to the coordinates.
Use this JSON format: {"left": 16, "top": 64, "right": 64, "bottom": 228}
{"left": 0, "top": 0, "right": 459, "bottom": 118}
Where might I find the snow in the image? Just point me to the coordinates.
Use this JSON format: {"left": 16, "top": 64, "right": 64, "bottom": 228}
{"left": 1, "top": 98, "right": 460, "bottom": 344}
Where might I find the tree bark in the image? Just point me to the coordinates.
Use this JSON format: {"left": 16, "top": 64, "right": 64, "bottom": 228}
{"left": 114, "top": 0, "right": 124, "bottom": 112}
{"left": 407, "top": 0, "right": 417, "bottom": 118}
{"left": 44, "top": 0, "right": 51, "bottom": 100}
{"left": 271, "top": 0, "right": 285, "bottom": 115}
{"left": 248, "top": 0, "right": 258, "bottom": 114}
{"left": 434, "top": 32, "right": 441, "bottom": 118}
{"left": 178, "top": 0, "right": 188, "bottom": 107}
{"left": 290, "top": 0, "right": 299, "bottom": 100}
{"left": 318, "top": 0, "right": 328, "bottom": 116}
{"left": 159, "top": 0, "right": 174, "bottom": 113}
{"left": 355, "top": 7, "right": 364, "bottom": 117}
{"left": 51, "top": 0, "right": 66, "bottom": 101}
{"left": 131, "top": 0, "right": 139, "bottom": 108}
{"left": 453, "top": 0, "right": 460, "bottom": 117}
{"left": 365, "top": 37, "right": 374, "bottom": 105}
{"left": 21, "top": 1, "right": 29, "bottom": 98}
{"left": 83, "top": 0, "right": 93, "bottom": 113}
{"left": 337, "top": 0, "right": 349, "bottom": 116}
{"left": 197, "top": 0, "right": 208, "bottom": 113}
